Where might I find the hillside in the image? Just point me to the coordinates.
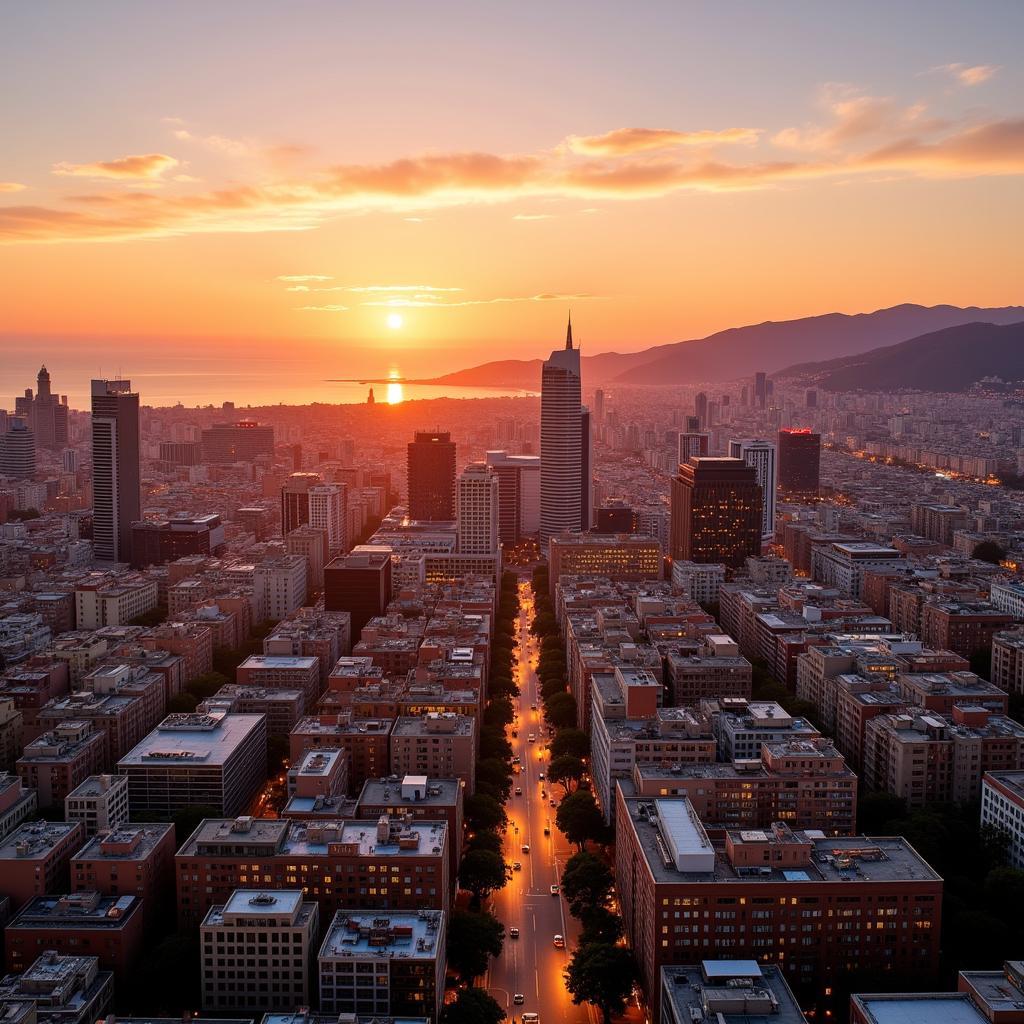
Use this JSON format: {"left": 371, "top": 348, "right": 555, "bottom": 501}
{"left": 776, "top": 320, "right": 1024, "bottom": 392}
{"left": 424, "top": 304, "right": 1024, "bottom": 388}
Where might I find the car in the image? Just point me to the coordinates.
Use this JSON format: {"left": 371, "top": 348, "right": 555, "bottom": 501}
{"left": 553, "top": 934, "right": 565, "bottom": 948}
{"left": 515, "top": 786, "right": 523, "bottom": 795}
{"left": 522, "top": 1014, "right": 540, "bottom": 1024}
{"left": 513, "top": 993, "right": 525, "bottom": 1005}
{"left": 513, "top": 861, "right": 522, "bottom": 871}
{"left": 538, "top": 772, "right": 544, "bottom": 780}
{"left": 543, "top": 825, "right": 550, "bottom": 835}
{"left": 510, "top": 927, "right": 520, "bottom": 938}
{"left": 521, "top": 844, "right": 530, "bottom": 853}
{"left": 540, "top": 788, "right": 546, "bottom": 797}
{"left": 550, "top": 884, "right": 560, "bottom": 895}
{"left": 530, "top": 703, "right": 537, "bottom": 710}
{"left": 512, "top": 755, "right": 521, "bottom": 764}
{"left": 528, "top": 734, "right": 536, "bottom": 742}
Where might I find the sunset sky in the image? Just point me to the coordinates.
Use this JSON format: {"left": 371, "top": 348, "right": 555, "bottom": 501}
{"left": 2, "top": 1, "right": 1022, "bottom": 396}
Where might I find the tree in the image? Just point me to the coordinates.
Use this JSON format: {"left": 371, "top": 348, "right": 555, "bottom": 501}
{"left": 580, "top": 906, "right": 624, "bottom": 945}
{"left": 466, "top": 830, "right": 504, "bottom": 856}
{"left": 551, "top": 728, "right": 590, "bottom": 761}
{"left": 548, "top": 754, "right": 585, "bottom": 795}
{"left": 459, "top": 849, "right": 510, "bottom": 906}
{"left": 556, "top": 791, "right": 607, "bottom": 851}
{"left": 476, "top": 758, "right": 513, "bottom": 803}
{"left": 564, "top": 942, "right": 638, "bottom": 1024}
{"left": 441, "top": 987, "right": 506, "bottom": 1024}
{"left": 446, "top": 909, "right": 505, "bottom": 980}
{"left": 561, "top": 851, "right": 614, "bottom": 918}
{"left": 973, "top": 540, "right": 1007, "bottom": 564}
{"left": 483, "top": 700, "right": 515, "bottom": 729}
{"left": 465, "top": 793, "right": 507, "bottom": 833}
{"left": 544, "top": 691, "right": 578, "bottom": 729}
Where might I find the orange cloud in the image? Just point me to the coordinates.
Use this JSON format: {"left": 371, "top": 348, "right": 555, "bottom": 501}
{"left": 0, "top": 182, "right": 26, "bottom": 193}
{"left": 861, "top": 118, "right": 1024, "bottom": 175}
{"left": 52, "top": 153, "right": 181, "bottom": 180}
{"left": 933, "top": 63, "right": 1000, "bottom": 87}
{"left": 567, "top": 127, "right": 761, "bottom": 155}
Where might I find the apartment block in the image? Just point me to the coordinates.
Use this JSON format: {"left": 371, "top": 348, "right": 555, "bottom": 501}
{"left": 665, "top": 637, "right": 752, "bottom": 705}
{"left": 661, "top": 962, "right": 807, "bottom": 1024}
{"left": 282, "top": 748, "right": 350, "bottom": 819}
{"left": 64, "top": 774, "right": 129, "bottom": 836}
{"left": 17, "top": 722, "right": 106, "bottom": 808}
{"left": 992, "top": 630, "right": 1024, "bottom": 696}
{"left": 0, "top": 821, "right": 85, "bottom": 912}
{"left": 0, "top": 775, "right": 37, "bottom": 842}
{"left": 74, "top": 577, "right": 158, "bottom": 630}
{"left": 289, "top": 714, "right": 392, "bottom": 792}
{"left": 0, "top": 951, "right": 113, "bottom": 1024}
{"left": 389, "top": 714, "right": 476, "bottom": 794}
{"left": 236, "top": 655, "right": 320, "bottom": 706}
{"left": 210, "top": 685, "right": 306, "bottom": 737}
{"left": 981, "top": 771, "right": 1024, "bottom": 870}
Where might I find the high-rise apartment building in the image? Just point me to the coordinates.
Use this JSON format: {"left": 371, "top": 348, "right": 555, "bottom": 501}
{"left": 309, "top": 484, "right": 347, "bottom": 555}
{"left": 0, "top": 420, "right": 36, "bottom": 480}
{"left": 90, "top": 379, "right": 140, "bottom": 564}
{"left": 407, "top": 431, "right": 456, "bottom": 521}
{"left": 678, "top": 431, "right": 710, "bottom": 465}
{"left": 777, "top": 428, "right": 821, "bottom": 496}
{"left": 456, "top": 463, "right": 498, "bottom": 556}
{"left": 729, "top": 438, "right": 777, "bottom": 540}
{"left": 17, "top": 366, "right": 69, "bottom": 450}
{"left": 280, "top": 472, "right": 323, "bottom": 535}
{"left": 540, "top": 317, "right": 582, "bottom": 548}
{"left": 694, "top": 392, "right": 708, "bottom": 430}
{"left": 484, "top": 450, "right": 540, "bottom": 543}
{"left": 670, "top": 457, "right": 762, "bottom": 567}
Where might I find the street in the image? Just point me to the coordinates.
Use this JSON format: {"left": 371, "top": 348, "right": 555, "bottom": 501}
{"left": 486, "top": 579, "right": 594, "bottom": 1024}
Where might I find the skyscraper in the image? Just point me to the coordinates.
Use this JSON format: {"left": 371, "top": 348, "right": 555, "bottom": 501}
{"left": 407, "top": 431, "right": 456, "bottom": 521}
{"left": 694, "top": 392, "right": 708, "bottom": 430}
{"left": 485, "top": 450, "right": 541, "bottom": 544}
{"left": 593, "top": 388, "right": 605, "bottom": 424}
{"left": 0, "top": 419, "right": 36, "bottom": 479}
{"left": 280, "top": 472, "right": 323, "bottom": 535}
{"left": 729, "top": 438, "right": 777, "bottom": 540}
{"left": 91, "top": 379, "right": 140, "bottom": 563}
{"left": 581, "top": 406, "right": 593, "bottom": 530}
{"left": 778, "top": 428, "right": 821, "bottom": 496}
{"left": 678, "top": 432, "right": 710, "bottom": 465}
{"left": 540, "top": 316, "right": 582, "bottom": 548}
{"left": 456, "top": 463, "right": 499, "bottom": 555}
{"left": 17, "top": 366, "right": 69, "bottom": 451}
{"left": 309, "top": 483, "right": 347, "bottom": 555}
{"left": 753, "top": 371, "right": 768, "bottom": 409}
{"left": 201, "top": 421, "right": 274, "bottom": 463}
{"left": 670, "top": 457, "right": 762, "bottom": 567}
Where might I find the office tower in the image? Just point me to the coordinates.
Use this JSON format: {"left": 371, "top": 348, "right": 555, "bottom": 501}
{"left": 200, "top": 421, "right": 274, "bottom": 462}
{"left": 581, "top": 406, "right": 593, "bottom": 530}
{"left": 0, "top": 419, "right": 36, "bottom": 479}
{"left": 684, "top": 415, "right": 700, "bottom": 432}
{"left": 694, "top": 392, "right": 708, "bottom": 429}
{"left": 596, "top": 501, "right": 640, "bottom": 533}
{"left": 91, "top": 379, "right": 140, "bottom": 564}
{"left": 456, "top": 463, "right": 499, "bottom": 555}
{"left": 290, "top": 443, "right": 303, "bottom": 471}
{"left": 678, "top": 431, "right": 710, "bottom": 465}
{"left": 485, "top": 450, "right": 540, "bottom": 542}
{"left": 309, "top": 483, "right": 347, "bottom": 555}
{"left": 407, "top": 431, "right": 456, "bottom": 520}
{"left": 16, "top": 365, "right": 69, "bottom": 451}
{"left": 729, "top": 438, "right": 777, "bottom": 540}
{"left": 754, "top": 371, "right": 768, "bottom": 408}
{"left": 670, "top": 457, "right": 762, "bottom": 567}
{"left": 324, "top": 547, "right": 392, "bottom": 638}
{"left": 61, "top": 448, "right": 78, "bottom": 474}
{"left": 594, "top": 388, "right": 605, "bottom": 423}
{"left": 280, "top": 472, "right": 322, "bottom": 535}
{"left": 777, "top": 428, "right": 821, "bottom": 496}
{"left": 540, "top": 316, "right": 583, "bottom": 548}
{"left": 805, "top": 388, "right": 818, "bottom": 409}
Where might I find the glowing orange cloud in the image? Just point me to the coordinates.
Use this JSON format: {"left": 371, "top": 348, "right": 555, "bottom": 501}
{"left": 932, "top": 63, "right": 1001, "bottom": 87}
{"left": 0, "top": 182, "right": 26, "bottom": 193}
{"left": 567, "top": 126, "right": 761, "bottom": 155}
{"left": 52, "top": 153, "right": 181, "bottom": 180}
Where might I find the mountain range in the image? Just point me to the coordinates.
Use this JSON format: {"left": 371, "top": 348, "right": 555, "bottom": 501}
{"left": 775, "top": 320, "right": 1024, "bottom": 392}
{"left": 424, "top": 303, "right": 1024, "bottom": 388}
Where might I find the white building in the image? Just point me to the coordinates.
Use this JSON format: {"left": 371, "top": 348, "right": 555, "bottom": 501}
{"left": 484, "top": 450, "right": 541, "bottom": 543}
{"left": 729, "top": 438, "right": 777, "bottom": 540}
{"left": 254, "top": 554, "right": 308, "bottom": 623}
{"left": 75, "top": 577, "right": 158, "bottom": 629}
{"left": 671, "top": 560, "right": 726, "bottom": 606}
{"left": 456, "top": 463, "right": 499, "bottom": 556}
{"left": 982, "top": 771, "right": 1024, "bottom": 870}
{"left": 990, "top": 580, "right": 1024, "bottom": 620}
{"left": 201, "top": 889, "right": 318, "bottom": 1012}
{"left": 811, "top": 541, "right": 905, "bottom": 598}
{"left": 540, "top": 318, "right": 582, "bottom": 548}
{"left": 64, "top": 774, "right": 129, "bottom": 836}
{"left": 309, "top": 484, "right": 347, "bottom": 556}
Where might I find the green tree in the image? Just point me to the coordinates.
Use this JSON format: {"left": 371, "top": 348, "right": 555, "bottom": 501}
{"left": 551, "top": 728, "right": 590, "bottom": 761}
{"left": 548, "top": 754, "right": 585, "bottom": 795}
{"left": 476, "top": 758, "right": 513, "bottom": 803}
{"left": 459, "top": 849, "right": 510, "bottom": 906}
{"left": 556, "top": 791, "right": 607, "bottom": 851}
{"left": 544, "top": 691, "right": 578, "bottom": 729}
{"left": 973, "top": 540, "right": 1007, "bottom": 564}
{"left": 466, "top": 830, "right": 504, "bottom": 856}
{"left": 465, "top": 793, "right": 507, "bottom": 833}
{"left": 446, "top": 909, "right": 505, "bottom": 980}
{"left": 561, "top": 851, "right": 614, "bottom": 918}
{"left": 564, "top": 942, "right": 638, "bottom": 1024}
{"left": 580, "top": 906, "right": 624, "bottom": 945}
{"left": 483, "top": 699, "right": 515, "bottom": 729}
{"left": 441, "top": 987, "right": 506, "bottom": 1024}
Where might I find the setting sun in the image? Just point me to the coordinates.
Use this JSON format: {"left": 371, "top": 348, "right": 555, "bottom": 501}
{"left": 386, "top": 313, "right": 404, "bottom": 330}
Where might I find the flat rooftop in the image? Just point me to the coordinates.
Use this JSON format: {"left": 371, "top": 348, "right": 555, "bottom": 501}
{"left": 391, "top": 714, "right": 474, "bottom": 736}
{"left": 118, "top": 712, "right": 264, "bottom": 767}
{"left": 72, "top": 823, "right": 174, "bottom": 861}
{"left": 0, "top": 821, "right": 81, "bottom": 861}
{"left": 621, "top": 794, "right": 940, "bottom": 885}
{"left": 238, "top": 655, "right": 318, "bottom": 671}
{"left": 358, "top": 777, "right": 461, "bottom": 806}
{"left": 661, "top": 963, "right": 806, "bottom": 1024}
{"left": 984, "top": 770, "right": 1024, "bottom": 801}
{"left": 319, "top": 909, "right": 443, "bottom": 960}
{"left": 851, "top": 995, "right": 985, "bottom": 1024}
{"left": 10, "top": 892, "right": 140, "bottom": 928}
{"left": 203, "top": 889, "right": 316, "bottom": 928}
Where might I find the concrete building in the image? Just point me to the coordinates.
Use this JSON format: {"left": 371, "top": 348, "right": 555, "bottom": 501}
{"left": 777, "top": 428, "right": 821, "bottom": 497}
{"left": 0, "top": 821, "right": 85, "bottom": 913}
{"left": 282, "top": 748, "right": 349, "bottom": 819}
{"left": 90, "top": 379, "right": 141, "bottom": 564}
{"left": 615, "top": 793, "right": 942, "bottom": 1016}
{"left": 254, "top": 555, "right": 308, "bottom": 623}
{"left": 324, "top": 547, "right": 393, "bottom": 639}
{"left": 17, "top": 722, "right": 106, "bottom": 808}
{"left": 919, "top": 601, "right": 1015, "bottom": 658}
{"left": 670, "top": 560, "right": 726, "bottom": 606}
{"left": 660, "top": 962, "right": 807, "bottom": 1024}
{"left": 981, "top": 771, "right": 1024, "bottom": 870}
{"left": 200, "top": 421, "right": 274, "bottom": 463}
{"left": 201, "top": 890, "right": 318, "bottom": 1013}
{"left": 710, "top": 700, "right": 821, "bottom": 762}
{"left": 0, "top": 951, "right": 112, "bottom": 1024}
{"left": 665, "top": 637, "right": 752, "bottom": 705}
{"left": 210, "top": 685, "right": 305, "bottom": 738}
{"left": 129, "top": 514, "right": 226, "bottom": 569}
{"left": 407, "top": 432, "right": 456, "bottom": 522}
{"left": 0, "top": 775, "right": 37, "bottom": 842}
{"left": 175, "top": 814, "right": 450, "bottom": 927}
{"left": 484, "top": 450, "right": 541, "bottom": 543}
{"left": 318, "top": 910, "right": 445, "bottom": 1022}
{"left": 548, "top": 533, "right": 663, "bottom": 597}
{"left": 117, "top": 711, "right": 267, "bottom": 818}
{"left": 456, "top": 463, "right": 499, "bottom": 556}
{"left": 812, "top": 543, "right": 905, "bottom": 599}
{"left": 308, "top": 484, "right": 347, "bottom": 556}
{"left": 389, "top": 714, "right": 476, "bottom": 794}
{"left": 729, "top": 439, "right": 777, "bottom": 540}
{"left": 289, "top": 714, "right": 392, "bottom": 793}
{"left": 236, "top": 654, "right": 320, "bottom": 705}
{"left": 64, "top": 774, "right": 129, "bottom": 836}
{"left": 75, "top": 577, "right": 158, "bottom": 629}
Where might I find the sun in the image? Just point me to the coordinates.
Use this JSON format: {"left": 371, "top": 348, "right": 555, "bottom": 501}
{"left": 386, "top": 313, "right": 404, "bottom": 330}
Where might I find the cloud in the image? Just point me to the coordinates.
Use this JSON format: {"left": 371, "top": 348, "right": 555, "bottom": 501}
{"left": 52, "top": 153, "right": 180, "bottom": 180}
{"left": 567, "top": 127, "right": 760, "bottom": 155}
{"left": 772, "top": 85, "right": 914, "bottom": 151}
{"left": 360, "top": 292, "right": 597, "bottom": 308}
{"left": 860, "top": 118, "right": 1024, "bottom": 175}
{"left": 277, "top": 274, "right": 333, "bottom": 281}
{"left": 933, "top": 63, "right": 1000, "bottom": 87}
{"left": 513, "top": 213, "right": 553, "bottom": 220}
{"left": 172, "top": 128, "right": 252, "bottom": 157}
{"left": 285, "top": 284, "right": 346, "bottom": 292}
{"left": 296, "top": 304, "right": 349, "bottom": 312}
{"left": 0, "top": 182, "right": 26, "bottom": 193}
{"left": 345, "top": 284, "right": 463, "bottom": 293}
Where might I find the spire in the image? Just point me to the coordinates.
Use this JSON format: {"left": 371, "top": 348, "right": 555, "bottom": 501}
{"left": 565, "top": 311, "right": 573, "bottom": 350}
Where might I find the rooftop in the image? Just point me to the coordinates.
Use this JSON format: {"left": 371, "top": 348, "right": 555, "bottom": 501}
{"left": 202, "top": 889, "right": 316, "bottom": 929}
{"left": 238, "top": 655, "right": 318, "bottom": 671}
{"left": 9, "top": 892, "right": 141, "bottom": 929}
{"left": 0, "top": 821, "right": 81, "bottom": 861}
{"left": 117, "top": 712, "right": 265, "bottom": 767}
{"left": 72, "top": 823, "right": 173, "bottom": 862}
{"left": 851, "top": 995, "right": 986, "bottom": 1024}
{"left": 319, "top": 909, "right": 444, "bottom": 961}
{"left": 358, "top": 777, "right": 461, "bottom": 806}
{"left": 661, "top": 962, "right": 806, "bottom": 1024}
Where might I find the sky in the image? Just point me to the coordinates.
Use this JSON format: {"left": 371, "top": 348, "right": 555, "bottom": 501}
{"left": 1, "top": 1, "right": 1022, "bottom": 391}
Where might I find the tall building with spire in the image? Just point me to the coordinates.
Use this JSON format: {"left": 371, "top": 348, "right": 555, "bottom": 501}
{"left": 91, "top": 379, "right": 141, "bottom": 563}
{"left": 540, "top": 315, "right": 583, "bottom": 549}
{"left": 15, "top": 366, "right": 68, "bottom": 450}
